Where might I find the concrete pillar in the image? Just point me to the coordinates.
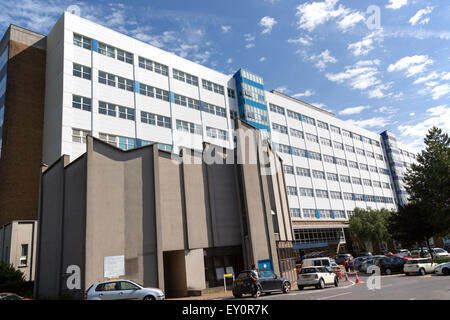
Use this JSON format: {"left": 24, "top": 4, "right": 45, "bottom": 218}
{"left": 185, "top": 249, "right": 206, "bottom": 292}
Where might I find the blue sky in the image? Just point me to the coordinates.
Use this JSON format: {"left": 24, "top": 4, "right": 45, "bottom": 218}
{"left": 1, "top": 0, "right": 449, "bottom": 151}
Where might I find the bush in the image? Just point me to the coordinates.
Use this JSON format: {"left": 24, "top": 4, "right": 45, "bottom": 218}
{"left": 0, "top": 262, "right": 33, "bottom": 298}
{"left": 432, "top": 257, "right": 450, "bottom": 264}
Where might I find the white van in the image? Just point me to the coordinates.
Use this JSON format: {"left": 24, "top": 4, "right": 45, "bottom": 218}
{"left": 301, "top": 257, "right": 340, "bottom": 273}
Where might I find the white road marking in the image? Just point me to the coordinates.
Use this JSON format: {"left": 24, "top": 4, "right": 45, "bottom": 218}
{"left": 317, "top": 292, "right": 352, "bottom": 300}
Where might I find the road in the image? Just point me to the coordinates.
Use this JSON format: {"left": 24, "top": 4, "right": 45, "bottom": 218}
{"left": 227, "top": 273, "right": 450, "bottom": 300}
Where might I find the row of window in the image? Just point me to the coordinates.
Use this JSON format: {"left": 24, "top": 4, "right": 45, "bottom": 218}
{"left": 271, "top": 122, "right": 385, "bottom": 161}
{"left": 269, "top": 102, "right": 383, "bottom": 148}
{"left": 72, "top": 128, "right": 173, "bottom": 152}
{"left": 74, "top": 34, "right": 134, "bottom": 65}
{"left": 283, "top": 165, "right": 392, "bottom": 189}
{"left": 288, "top": 186, "right": 393, "bottom": 202}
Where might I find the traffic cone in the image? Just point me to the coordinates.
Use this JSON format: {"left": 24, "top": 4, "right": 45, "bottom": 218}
{"left": 345, "top": 272, "right": 349, "bottom": 281}
{"left": 338, "top": 270, "right": 343, "bottom": 280}
{"left": 355, "top": 272, "right": 360, "bottom": 284}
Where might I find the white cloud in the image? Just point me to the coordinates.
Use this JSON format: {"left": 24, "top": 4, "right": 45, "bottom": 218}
{"left": 398, "top": 104, "right": 450, "bottom": 148}
{"left": 292, "top": 89, "right": 315, "bottom": 98}
{"left": 245, "top": 43, "right": 255, "bottom": 49}
{"left": 244, "top": 33, "right": 255, "bottom": 49}
{"left": 409, "top": 112, "right": 415, "bottom": 116}
{"left": 441, "top": 72, "right": 450, "bottom": 80}
{"left": 387, "top": 55, "right": 433, "bottom": 77}
{"left": 386, "top": 0, "right": 408, "bottom": 10}
{"left": 309, "top": 49, "right": 337, "bottom": 70}
{"left": 346, "top": 117, "right": 391, "bottom": 128}
{"left": 413, "top": 72, "right": 439, "bottom": 84}
{"left": 338, "top": 105, "right": 371, "bottom": 115}
{"left": 295, "top": 0, "right": 364, "bottom": 32}
{"left": 258, "top": 16, "right": 277, "bottom": 34}
{"left": 221, "top": 25, "right": 231, "bottom": 33}
{"left": 259, "top": 57, "right": 267, "bottom": 62}
{"left": 409, "top": 6, "right": 434, "bottom": 26}
{"left": 429, "top": 84, "right": 450, "bottom": 100}
{"left": 226, "top": 58, "right": 233, "bottom": 64}
{"left": 348, "top": 31, "right": 383, "bottom": 56}
{"left": 376, "top": 106, "right": 398, "bottom": 114}
{"left": 274, "top": 86, "right": 288, "bottom": 93}
{"left": 311, "top": 102, "right": 333, "bottom": 113}
{"left": 287, "top": 35, "right": 313, "bottom": 46}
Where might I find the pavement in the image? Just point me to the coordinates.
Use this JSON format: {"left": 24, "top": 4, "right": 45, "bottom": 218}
{"left": 168, "top": 273, "right": 450, "bottom": 300}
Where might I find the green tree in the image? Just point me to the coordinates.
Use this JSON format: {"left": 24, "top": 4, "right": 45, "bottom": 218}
{"left": 349, "top": 207, "right": 392, "bottom": 251}
{"left": 0, "top": 262, "right": 25, "bottom": 284}
{"left": 398, "top": 126, "right": 450, "bottom": 256}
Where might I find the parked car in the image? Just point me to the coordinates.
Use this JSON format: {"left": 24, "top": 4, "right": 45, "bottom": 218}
{"left": 85, "top": 280, "right": 165, "bottom": 300}
{"left": 353, "top": 256, "right": 371, "bottom": 271}
{"left": 394, "top": 249, "right": 411, "bottom": 257}
{"left": 404, "top": 258, "right": 438, "bottom": 275}
{"left": 301, "top": 257, "right": 340, "bottom": 273}
{"left": 297, "top": 266, "right": 339, "bottom": 290}
{"left": 435, "top": 262, "right": 450, "bottom": 275}
{"left": 431, "top": 248, "right": 450, "bottom": 258}
{"left": 360, "top": 255, "right": 385, "bottom": 273}
{"left": 335, "top": 253, "right": 354, "bottom": 265}
{"left": 410, "top": 249, "right": 431, "bottom": 258}
{"left": 354, "top": 252, "right": 372, "bottom": 257}
{"left": 0, "top": 293, "right": 30, "bottom": 300}
{"left": 367, "top": 256, "right": 408, "bottom": 275}
{"left": 232, "top": 269, "right": 291, "bottom": 298}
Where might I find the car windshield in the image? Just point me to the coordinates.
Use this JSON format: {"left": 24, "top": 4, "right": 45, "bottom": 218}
{"left": 301, "top": 267, "right": 318, "bottom": 274}
{"left": 434, "top": 249, "right": 445, "bottom": 253}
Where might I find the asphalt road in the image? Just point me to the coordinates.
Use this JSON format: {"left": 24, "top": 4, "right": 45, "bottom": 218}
{"left": 228, "top": 273, "right": 450, "bottom": 300}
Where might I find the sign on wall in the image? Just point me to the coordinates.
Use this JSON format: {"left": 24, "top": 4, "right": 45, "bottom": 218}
{"left": 104, "top": 255, "right": 125, "bottom": 279}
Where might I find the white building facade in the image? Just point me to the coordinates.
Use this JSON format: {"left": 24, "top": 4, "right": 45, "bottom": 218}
{"left": 42, "top": 12, "right": 417, "bottom": 250}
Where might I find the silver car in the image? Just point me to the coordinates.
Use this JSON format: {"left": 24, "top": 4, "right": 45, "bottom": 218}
{"left": 86, "top": 280, "right": 165, "bottom": 300}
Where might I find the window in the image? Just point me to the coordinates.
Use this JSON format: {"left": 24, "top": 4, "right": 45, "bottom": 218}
{"left": 335, "top": 157, "right": 347, "bottom": 167}
{"left": 348, "top": 160, "right": 358, "bottom": 169}
{"left": 19, "top": 244, "right": 28, "bottom": 266}
{"left": 369, "top": 165, "right": 378, "bottom": 173}
{"left": 296, "top": 167, "right": 310, "bottom": 177}
{"left": 354, "top": 194, "right": 365, "bottom": 201}
{"left": 343, "top": 192, "right": 354, "bottom": 200}
{"left": 334, "top": 210, "right": 346, "bottom": 219}
{"left": 333, "top": 141, "right": 344, "bottom": 150}
{"left": 376, "top": 153, "right": 384, "bottom": 161}
{"left": 227, "top": 88, "right": 236, "bottom": 98}
{"left": 317, "top": 120, "right": 329, "bottom": 130}
{"left": 202, "top": 79, "right": 224, "bottom": 95}
{"left": 73, "top": 33, "right": 91, "bottom": 50}
{"left": 342, "top": 130, "right": 351, "bottom": 138}
{"left": 98, "top": 101, "right": 116, "bottom": 117}
{"left": 99, "top": 133, "right": 117, "bottom": 146}
{"left": 345, "top": 144, "right": 355, "bottom": 153}
{"left": 174, "top": 94, "right": 187, "bottom": 106}
{"left": 290, "top": 208, "right": 302, "bottom": 218}
{"left": 373, "top": 180, "right": 381, "bottom": 188}
{"left": 139, "top": 84, "right": 169, "bottom": 102}
{"left": 154, "top": 62, "right": 168, "bottom": 76}
{"left": 176, "top": 120, "right": 202, "bottom": 135}
{"left": 119, "top": 136, "right": 136, "bottom": 150}
{"left": 360, "top": 163, "right": 369, "bottom": 171}
{"left": 340, "top": 175, "right": 351, "bottom": 183}
{"left": 72, "top": 95, "right": 91, "bottom": 111}
{"left": 347, "top": 210, "right": 354, "bottom": 217}
{"left": 269, "top": 103, "right": 285, "bottom": 115}
{"left": 330, "top": 125, "right": 341, "bottom": 134}
{"left": 356, "top": 147, "right": 365, "bottom": 156}
{"left": 323, "top": 154, "right": 334, "bottom": 164}
{"left": 320, "top": 137, "right": 332, "bottom": 147}
{"left": 118, "top": 106, "right": 135, "bottom": 120}
{"left": 139, "top": 57, "right": 153, "bottom": 71}
{"left": 292, "top": 147, "right": 307, "bottom": 157}
{"left": 117, "top": 49, "right": 133, "bottom": 64}
{"left": 120, "top": 281, "right": 139, "bottom": 291}
{"left": 366, "top": 151, "right": 375, "bottom": 158}
{"left": 173, "top": 69, "right": 198, "bottom": 86}
{"left": 363, "top": 179, "right": 372, "bottom": 186}
{"left": 327, "top": 172, "right": 339, "bottom": 182}
{"left": 287, "top": 186, "right": 298, "bottom": 196}
{"left": 202, "top": 102, "right": 226, "bottom": 117}
{"left": 272, "top": 123, "right": 287, "bottom": 134}
{"left": 303, "top": 115, "right": 315, "bottom": 126}
{"left": 98, "top": 71, "right": 116, "bottom": 87}
{"left": 315, "top": 189, "right": 329, "bottom": 198}
{"left": 287, "top": 109, "right": 301, "bottom": 121}
{"left": 275, "top": 143, "right": 291, "bottom": 154}
{"left": 299, "top": 188, "right": 314, "bottom": 197}
{"left": 206, "top": 127, "right": 228, "bottom": 141}
{"left": 98, "top": 42, "right": 115, "bottom": 58}
{"left": 72, "top": 128, "right": 90, "bottom": 144}
{"left": 352, "top": 177, "right": 362, "bottom": 185}
{"left": 330, "top": 191, "right": 342, "bottom": 199}
{"left": 382, "top": 182, "right": 391, "bottom": 189}
{"left": 303, "top": 209, "right": 317, "bottom": 219}
{"left": 283, "top": 165, "right": 294, "bottom": 175}
{"left": 118, "top": 77, "right": 134, "bottom": 92}
{"left": 308, "top": 150, "right": 322, "bottom": 161}
{"left": 73, "top": 63, "right": 91, "bottom": 80}
{"left": 312, "top": 170, "right": 325, "bottom": 180}
{"left": 290, "top": 128, "right": 304, "bottom": 139}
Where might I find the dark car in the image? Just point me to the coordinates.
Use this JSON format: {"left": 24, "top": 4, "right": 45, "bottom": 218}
{"left": 0, "top": 293, "right": 29, "bottom": 300}
{"left": 232, "top": 270, "right": 291, "bottom": 298}
{"left": 353, "top": 256, "right": 371, "bottom": 271}
{"left": 354, "top": 252, "right": 372, "bottom": 258}
{"left": 335, "top": 253, "right": 354, "bottom": 265}
{"left": 372, "top": 256, "right": 408, "bottom": 275}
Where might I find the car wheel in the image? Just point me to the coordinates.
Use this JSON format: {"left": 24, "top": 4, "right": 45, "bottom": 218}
{"left": 317, "top": 278, "right": 325, "bottom": 290}
{"left": 405, "top": 272, "right": 410, "bottom": 276}
{"left": 254, "top": 285, "right": 262, "bottom": 298}
{"left": 419, "top": 268, "right": 426, "bottom": 276}
{"left": 298, "top": 286, "right": 304, "bottom": 291}
{"left": 143, "top": 295, "right": 156, "bottom": 300}
{"left": 443, "top": 268, "right": 450, "bottom": 275}
{"left": 385, "top": 268, "right": 392, "bottom": 275}
{"left": 334, "top": 277, "right": 339, "bottom": 287}
{"left": 282, "top": 282, "right": 291, "bottom": 293}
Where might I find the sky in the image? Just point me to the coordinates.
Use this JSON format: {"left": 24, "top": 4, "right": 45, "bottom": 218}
{"left": 1, "top": 0, "right": 449, "bottom": 151}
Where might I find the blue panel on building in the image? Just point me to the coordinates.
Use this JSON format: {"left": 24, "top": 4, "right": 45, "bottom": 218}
{"left": 293, "top": 242, "right": 328, "bottom": 250}
{"left": 331, "top": 210, "right": 335, "bottom": 219}
{"left": 258, "top": 259, "right": 273, "bottom": 271}
{"left": 170, "top": 92, "right": 175, "bottom": 103}
{"left": 134, "top": 81, "right": 140, "bottom": 93}
{"left": 316, "top": 209, "right": 321, "bottom": 219}
{"left": 92, "top": 39, "right": 98, "bottom": 52}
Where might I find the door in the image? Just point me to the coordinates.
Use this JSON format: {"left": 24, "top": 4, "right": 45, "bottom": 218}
{"left": 96, "top": 282, "right": 121, "bottom": 300}
{"left": 118, "top": 281, "right": 141, "bottom": 300}
{"left": 258, "top": 270, "right": 274, "bottom": 291}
